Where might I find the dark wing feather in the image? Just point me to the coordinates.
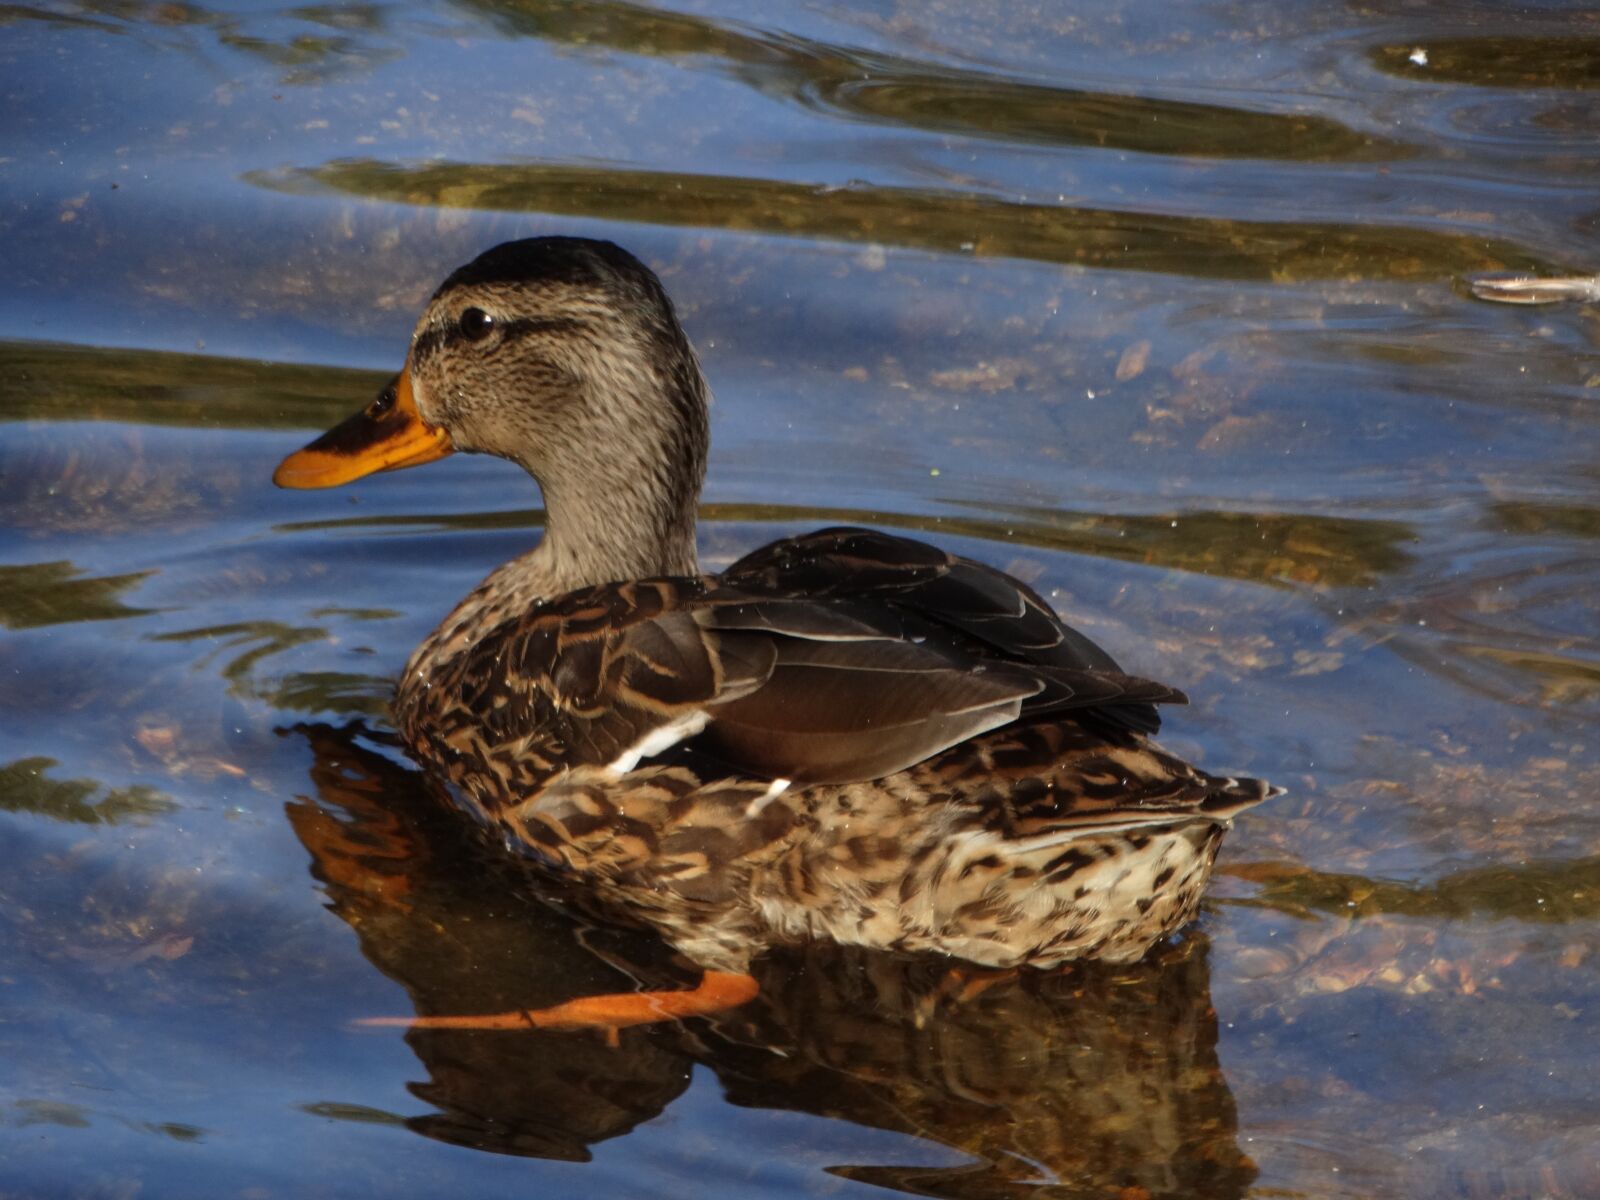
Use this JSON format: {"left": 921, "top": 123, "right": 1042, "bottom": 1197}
{"left": 724, "top": 527, "right": 1182, "bottom": 733}
{"left": 438, "top": 528, "right": 1184, "bottom": 789}
{"left": 723, "top": 525, "right": 950, "bottom": 594}
{"left": 697, "top": 627, "right": 1042, "bottom": 782}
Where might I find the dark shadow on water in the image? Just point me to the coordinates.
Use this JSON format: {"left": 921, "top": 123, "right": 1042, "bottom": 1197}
{"left": 1224, "top": 857, "right": 1600, "bottom": 924}
{"left": 458, "top": 0, "right": 1398, "bottom": 162}
{"left": 4, "top": 0, "right": 1395, "bottom": 159}
{"left": 283, "top": 721, "right": 1258, "bottom": 1198}
{"left": 0, "top": 561, "right": 156, "bottom": 629}
{"left": 0, "top": 340, "right": 382, "bottom": 430}
{"left": 251, "top": 159, "right": 1565, "bottom": 282}
{"left": 1371, "top": 38, "right": 1600, "bottom": 91}
{"left": 0, "top": 756, "right": 177, "bottom": 824}
{"left": 0, "top": 0, "right": 400, "bottom": 84}
{"left": 1492, "top": 499, "right": 1600, "bottom": 541}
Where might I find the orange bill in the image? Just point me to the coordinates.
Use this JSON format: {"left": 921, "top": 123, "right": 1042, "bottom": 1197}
{"left": 273, "top": 367, "right": 453, "bottom": 489}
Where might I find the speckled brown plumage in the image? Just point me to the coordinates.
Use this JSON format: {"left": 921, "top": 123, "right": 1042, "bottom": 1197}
{"left": 282, "top": 236, "right": 1280, "bottom": 975}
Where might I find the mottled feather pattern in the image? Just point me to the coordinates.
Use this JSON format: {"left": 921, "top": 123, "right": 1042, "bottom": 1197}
{"left": 477, "top": 720, "right": 1267, "bottom": 972}
{"left": 401, "top": 529, "right": 1186, "bottom": 798}
{"left": 396, "top": 525, "right": 1272, "bottom": 972}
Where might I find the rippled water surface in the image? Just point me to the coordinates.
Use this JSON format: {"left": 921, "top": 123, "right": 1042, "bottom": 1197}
{"left": 4, "top": 2, "right": 1599, "bottom": 1197}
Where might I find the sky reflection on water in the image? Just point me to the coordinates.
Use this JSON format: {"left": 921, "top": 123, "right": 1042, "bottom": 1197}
{"left": 2, "top": 1, "right": 1598, "bottom": 1197}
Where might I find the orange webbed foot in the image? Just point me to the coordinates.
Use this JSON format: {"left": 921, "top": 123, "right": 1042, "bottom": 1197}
{"left": 354, "top": 970, "right": 759, "bottom": 1033}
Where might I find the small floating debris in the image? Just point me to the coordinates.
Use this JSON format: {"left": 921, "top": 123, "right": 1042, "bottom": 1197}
{"left": 1468, "top": 273, "right": 1600, "bottom": 305}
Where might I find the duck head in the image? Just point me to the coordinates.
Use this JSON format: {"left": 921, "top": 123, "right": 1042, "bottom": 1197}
{"left": 274, "top": 237, "right": 711, "bottom": 585}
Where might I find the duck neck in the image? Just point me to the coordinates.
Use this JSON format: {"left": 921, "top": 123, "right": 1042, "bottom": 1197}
{"left": 531, "top": 473, "right": 700, "bottom": 592}
{"left": 520, "top": 381, "right": 708, "bottom": 594}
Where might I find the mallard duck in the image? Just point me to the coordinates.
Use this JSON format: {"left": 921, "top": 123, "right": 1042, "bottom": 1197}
{"left": 275, "top": 237, "right": 1278, "bottom": 1030}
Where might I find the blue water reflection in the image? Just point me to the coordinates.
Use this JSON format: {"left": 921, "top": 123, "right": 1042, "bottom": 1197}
{"left": 2, "top": 1, "right": 1598, "bottom": 1197}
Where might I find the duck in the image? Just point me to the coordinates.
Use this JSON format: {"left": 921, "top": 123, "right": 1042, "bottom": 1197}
{"left": 274, "top": 237, "right": 1279, "bottom": 1031}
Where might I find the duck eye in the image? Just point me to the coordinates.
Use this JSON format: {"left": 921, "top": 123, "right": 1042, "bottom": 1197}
{"left": 458, "top": 307, "right": 494, "bottom": 342}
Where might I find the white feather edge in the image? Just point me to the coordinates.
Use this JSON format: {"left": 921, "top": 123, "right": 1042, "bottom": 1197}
{"left": 605, "top": 710, "right": 710, "bottom": 774}
{"left": 745, "top": 778, "right": 791, "bottom": 818}
{"left": 604, "top": 714, "right": 793, "bottom": 819}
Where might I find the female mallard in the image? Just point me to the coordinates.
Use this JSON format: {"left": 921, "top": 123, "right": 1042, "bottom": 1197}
{"left": 276, "top": 237, "right": 1277, "bottom": 1030}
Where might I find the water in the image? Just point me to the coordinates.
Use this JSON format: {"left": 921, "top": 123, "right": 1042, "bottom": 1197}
{"left": 3, "top": 2, "right": 1598, "bottom": 1197}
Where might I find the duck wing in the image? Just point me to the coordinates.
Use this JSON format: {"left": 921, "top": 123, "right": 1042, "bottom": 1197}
{"left": 449, "top": 529, "right": 1182, "bottom": 786}
{"left": 720, "top": 526, "right": 1181, "bottom": 734}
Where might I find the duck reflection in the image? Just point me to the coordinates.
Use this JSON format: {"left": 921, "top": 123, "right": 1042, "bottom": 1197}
{"left": 284, "top": 722, "right": 1255, "bottom": 1197}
